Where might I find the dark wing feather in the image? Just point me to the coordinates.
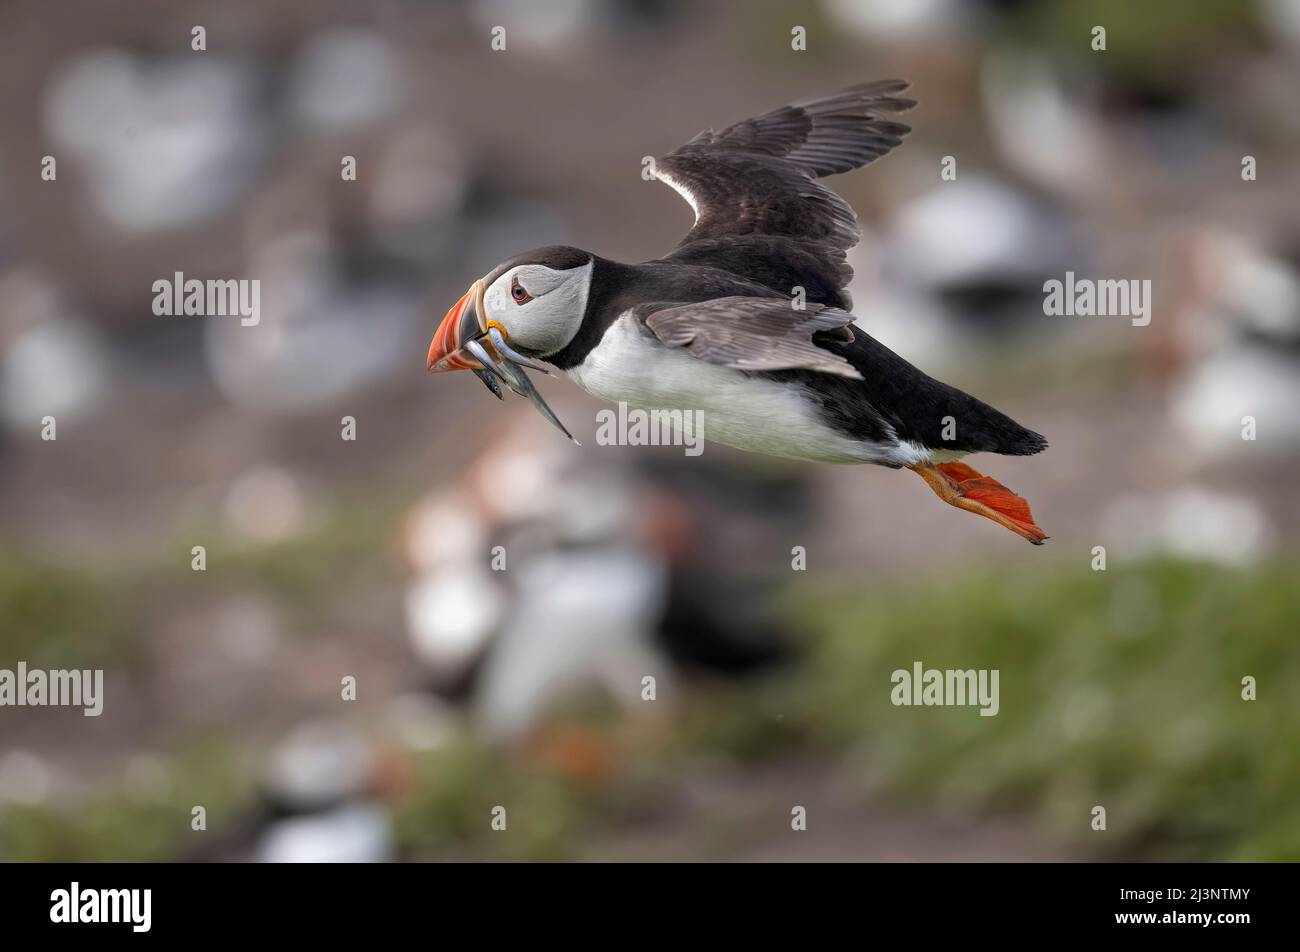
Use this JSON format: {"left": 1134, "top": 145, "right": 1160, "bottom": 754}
{"left": 637, "top": 298, "right": 863, "bottom": 380}
{"left": 655, "top": 80, "right": 915, "bottom": 252}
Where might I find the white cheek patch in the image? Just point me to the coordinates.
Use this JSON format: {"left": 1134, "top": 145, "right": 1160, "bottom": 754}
{"left": 486, "top": 259, "right": 592, "bottom": 357}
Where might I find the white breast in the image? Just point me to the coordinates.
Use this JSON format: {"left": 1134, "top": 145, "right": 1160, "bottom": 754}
{"left": 566, "top": 314, "right": 910, "bottom": 465}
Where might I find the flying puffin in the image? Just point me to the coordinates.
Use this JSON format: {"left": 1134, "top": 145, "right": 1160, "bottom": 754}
{"left": 427, "top": 81, "right": 1049, "bottom": 544}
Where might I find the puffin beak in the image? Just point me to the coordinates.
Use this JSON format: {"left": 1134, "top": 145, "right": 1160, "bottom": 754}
{"left": 426, "top": 277, "right": 581, "bottom": 445}
{"left": 427, "top": 280, "right": 486, "bottom": 372}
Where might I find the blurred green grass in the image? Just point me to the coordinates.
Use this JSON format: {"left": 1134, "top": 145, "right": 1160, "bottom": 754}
{"left": 778, "top": 557, "right": 1300, "bottom": 860}
{"left": 0, "top": 494, "right": 399, "bottom": 672}
{"left": 391, "top": 556, "right": 1300, "bottom": 861}
{"left": 1012, "top": 0, "right": 1262, "bottom": 85}
{"left": 2, "top": 544, "right": 1296, "bottom": 860}
{"left": 0, "top": 737, "right": 250, "bottom": 862}
{"left": 0, "top": 556, "right": 138, "bottom": 671}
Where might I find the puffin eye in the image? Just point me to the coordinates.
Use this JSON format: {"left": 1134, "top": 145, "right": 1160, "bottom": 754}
{"left": 510, "top": 277, "right": 532, "bottom": 305}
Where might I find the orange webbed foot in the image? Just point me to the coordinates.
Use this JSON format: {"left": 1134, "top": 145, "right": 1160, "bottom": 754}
{"left": 911, "top": 461, "right": 1048, "bottom": 545}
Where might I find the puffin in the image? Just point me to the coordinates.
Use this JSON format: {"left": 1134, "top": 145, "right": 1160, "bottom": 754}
{"left": 427, "top": 80, "right": 1049, "bottom": 544}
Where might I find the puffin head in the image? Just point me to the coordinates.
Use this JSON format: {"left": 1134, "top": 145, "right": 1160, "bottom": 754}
{"left": 427, "top": 246, "right": 594, "bottom": 373}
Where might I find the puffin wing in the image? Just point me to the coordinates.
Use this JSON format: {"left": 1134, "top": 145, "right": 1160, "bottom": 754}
{"left": 637, "top": 297, "right": 863, "bottom": 380}
{"left": 654, "top": 80, "right": 915, "bottom": 253}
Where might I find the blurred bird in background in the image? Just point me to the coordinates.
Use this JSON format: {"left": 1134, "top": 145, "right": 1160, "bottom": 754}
{"left": 402, "top": 411, "right": 800, "bottom": 746}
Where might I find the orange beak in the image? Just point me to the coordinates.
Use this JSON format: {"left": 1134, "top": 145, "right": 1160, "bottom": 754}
{"left": 427, "top": 280, "right": 485, "bottom": 372}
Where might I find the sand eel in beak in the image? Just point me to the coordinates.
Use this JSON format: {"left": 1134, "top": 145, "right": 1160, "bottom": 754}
{"left": 427, "top": 80, "right": 1049, "bottom": 543}
{"left": 428, "top": 278, "right": 578, "bottom": 443}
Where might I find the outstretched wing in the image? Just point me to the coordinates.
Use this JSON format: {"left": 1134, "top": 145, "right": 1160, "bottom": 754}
{"left": 654, "top": 80, "right": 915, "bottom": 255}
{"left": 636, "top": 297, "right": 862, "bottom": 380}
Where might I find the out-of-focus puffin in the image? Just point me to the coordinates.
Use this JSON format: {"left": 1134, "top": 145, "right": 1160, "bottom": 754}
{"left": 427, "top": 81, "right": 1048, "bottom": 543}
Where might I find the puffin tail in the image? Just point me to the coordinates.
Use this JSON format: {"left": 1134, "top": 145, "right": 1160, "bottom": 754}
{"left": 910, "top": 461, "right": 1048, "bottom": 545}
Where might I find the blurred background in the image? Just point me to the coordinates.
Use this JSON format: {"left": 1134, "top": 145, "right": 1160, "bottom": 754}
{"left": 1, "top": 0, "right": 1299, "bottom": 861}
